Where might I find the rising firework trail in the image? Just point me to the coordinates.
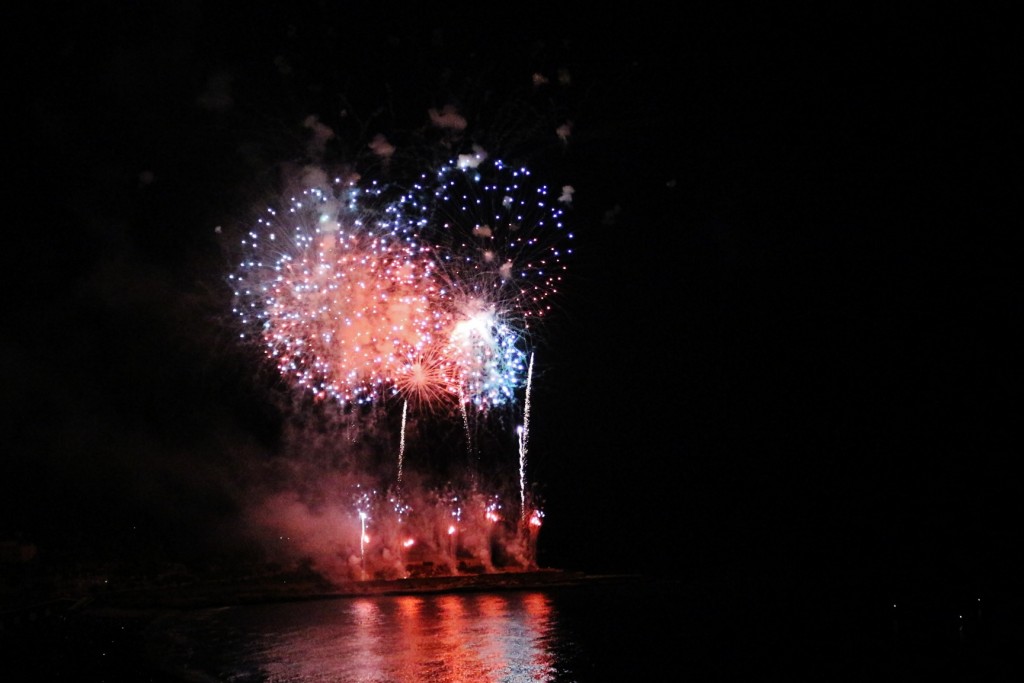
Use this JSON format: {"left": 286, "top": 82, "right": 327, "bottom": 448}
{"left": 518, "top": 352, "right": 534, "bottom": 520}
{"left": 359, "top": 510, "right": 368, "bottom": 580}
{"left": 460, "top": 394, "right": 473, "bottom": 457}
{"left": 397, "top": 399, "right": 407, "bottom": 484}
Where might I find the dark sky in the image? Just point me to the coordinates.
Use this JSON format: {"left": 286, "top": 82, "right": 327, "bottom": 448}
{"left": 3, "top": 4, "right": 1017, "bottom": 594}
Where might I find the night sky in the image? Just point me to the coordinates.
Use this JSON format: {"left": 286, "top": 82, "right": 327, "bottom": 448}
{"left": 4, "top": 4, "right": 1017, "bottom": 601}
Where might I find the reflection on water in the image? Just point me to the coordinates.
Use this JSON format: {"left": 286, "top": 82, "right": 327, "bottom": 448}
{"left": 162, "top": 591, "right": 568, "bottom": 682}
{"left": 27, "top": 577, "right": 997, "bottom": 680}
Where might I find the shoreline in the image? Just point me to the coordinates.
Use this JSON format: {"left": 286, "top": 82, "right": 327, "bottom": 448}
{"left": 83, "top": 567, "right": 645, "bottom": 611}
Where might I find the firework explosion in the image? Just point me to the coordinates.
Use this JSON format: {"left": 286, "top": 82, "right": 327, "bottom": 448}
{"left": 395, "top": 154, "right": 573, "bottom": 411}
{"left": 232, "top": 156, "right": 572, "bottom": 412}
{"left": 231, "top": 178, "right": 443, "bottom": 406}
{"left": 229, "top": 146, "right": 573, "bottom": 582}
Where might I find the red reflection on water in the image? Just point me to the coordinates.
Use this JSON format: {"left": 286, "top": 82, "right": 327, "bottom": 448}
{"left": 348, "top": 599, "right": 387, "bottom": 676}
{"left": 250, "top": 591, "right": 558, "bottom": 681}
{"left": 364, "top": 592, "right": 556, "bottom": 681}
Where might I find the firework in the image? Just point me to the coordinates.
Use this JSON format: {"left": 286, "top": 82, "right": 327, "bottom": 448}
{"left": 231, "top": 177, "right": 449, "bottom": 407}
{"left": 232, "top": 153, "right": 573, "bottom": 417}
{"left": 390, "top": 155, "right": 575, "bottom": 411}
{"left": 230, "top": 146, "right": 571, "bottom": 582}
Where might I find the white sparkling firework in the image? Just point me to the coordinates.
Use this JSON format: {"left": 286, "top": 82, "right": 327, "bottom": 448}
{"left": 231, "top": 179, "right": 448, "bottom": 406}
{"left": 518, "top": 353, "right": 534, "bottom": 520}
{"left": 389, "top": 155, "right": 574, "bottom": 411}
{"left": 232, "top": 154, "right": 572, "bottom": 416}
{"left": 397, "top": 399, "right": 407, "bottom": 484}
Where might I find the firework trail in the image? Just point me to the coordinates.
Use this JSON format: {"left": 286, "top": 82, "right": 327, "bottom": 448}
{"left": 397, "top": 399, "right": 407, "bottom": 484}
{"left": 460, "top": 393, "right": 473, "bottom": 456}
{"left": 519, "top": 352, "right": 534, "bottom": 520}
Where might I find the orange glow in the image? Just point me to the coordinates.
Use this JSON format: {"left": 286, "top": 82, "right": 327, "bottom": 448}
{"left": 250, "top": 590, "right": 557, "bottom": 679}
